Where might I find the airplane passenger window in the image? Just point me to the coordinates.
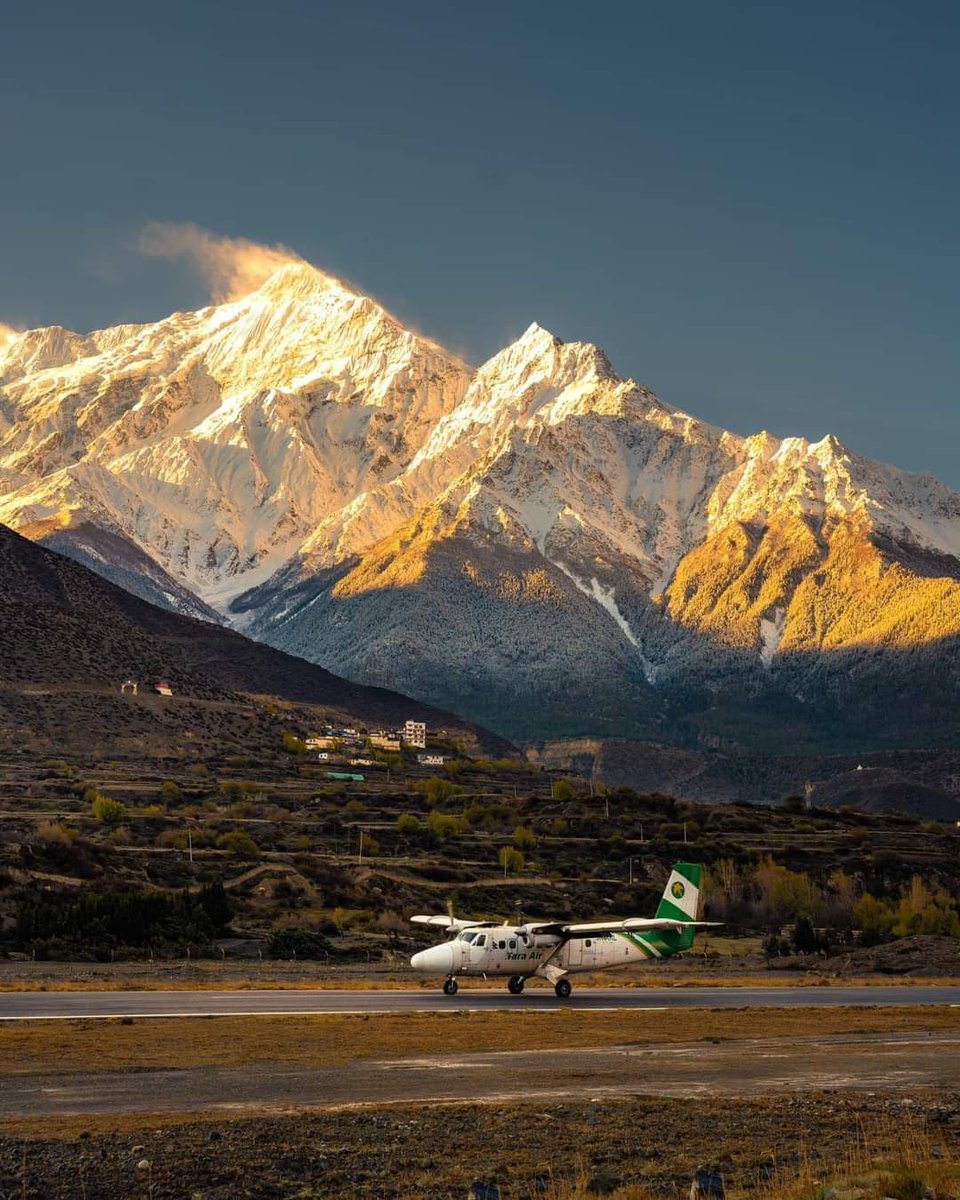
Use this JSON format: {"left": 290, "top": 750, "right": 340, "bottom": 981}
{"left": 585, "top": 939, "right": 592, "bottom": 947}
{"left": 498, "top": 940, "right": 506, "bottom": 949}
{"left": 508, "top": 940, "right": 517, "bottom": 950}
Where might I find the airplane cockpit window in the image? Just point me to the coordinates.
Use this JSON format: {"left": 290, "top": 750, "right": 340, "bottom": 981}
{"left": 461, "top": 931, "right": 477, "bottom": 943}
{"left": 474, "top": 935, "right": 486, "bottom": 947}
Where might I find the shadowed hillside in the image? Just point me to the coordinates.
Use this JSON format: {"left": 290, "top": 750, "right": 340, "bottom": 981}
{"left": 0, "top": 524, "right": 509, "bottom": 757}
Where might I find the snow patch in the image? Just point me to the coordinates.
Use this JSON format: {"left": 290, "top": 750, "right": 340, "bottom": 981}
{"left": 550, "top": 558, "right": 658, "bottom": 685}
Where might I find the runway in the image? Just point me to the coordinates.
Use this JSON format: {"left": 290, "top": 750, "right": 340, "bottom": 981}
{"left": 1, "top": 984, "right": 958, "bottom": 1019}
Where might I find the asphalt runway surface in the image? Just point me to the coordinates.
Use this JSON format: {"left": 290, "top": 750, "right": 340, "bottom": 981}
{"left": 1, "top": 984, "right": 959, "bottom": 1019}
{"left": 4, "top": 1031, "right": 958, "bottom": 1119}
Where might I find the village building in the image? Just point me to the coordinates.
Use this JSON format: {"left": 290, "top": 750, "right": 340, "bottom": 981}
{"left": 369, "top": 731, "right": 402, "bottom": 752}
{"left": 306, "top": 735, "right": 338, "bottom": 751}
{"left": 418, "top": 753, "right": 446, "bottom": 766}
{"left": 403, "top": 719, "right": 427, "bottom": 748}
{"left": 154, "top": 681, "right": 173, "bottom": 697}
{"left": 120, "top": 679, "right": 138, "bottom": 695}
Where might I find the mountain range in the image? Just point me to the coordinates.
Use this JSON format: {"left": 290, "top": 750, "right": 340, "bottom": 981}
{"left": 3, "top": 258, "right": 960, "bottom": 751}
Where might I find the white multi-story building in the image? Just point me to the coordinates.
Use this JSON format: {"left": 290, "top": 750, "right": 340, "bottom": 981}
{"left": 403, "top": 719, "right": 427, "bottom": 748}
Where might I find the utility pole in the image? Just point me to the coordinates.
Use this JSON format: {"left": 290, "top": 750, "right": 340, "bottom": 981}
{"left": 358, "top": 828, "right": 364, "bottom": 865}
{"left": 683, "top": 822, "right": 688, "bottom": 844}
{"left": 187, "top": 828, "right": 193, "bottom": 864}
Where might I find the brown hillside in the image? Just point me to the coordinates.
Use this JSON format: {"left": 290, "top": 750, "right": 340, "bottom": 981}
{"left": 0, "top": 524, "right": 508, "bottom": 755}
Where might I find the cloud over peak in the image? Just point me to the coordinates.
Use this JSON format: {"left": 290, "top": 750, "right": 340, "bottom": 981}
{"left": 138, "top": 222, "right": 306, "bottom": 303}
{"left": 0, "top": 321, "right": 23, "bottom": 350}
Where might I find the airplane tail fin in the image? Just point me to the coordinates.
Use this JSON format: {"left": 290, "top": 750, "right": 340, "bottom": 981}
{"left": 654, "top": 862, "right": 701, "bottom": 952}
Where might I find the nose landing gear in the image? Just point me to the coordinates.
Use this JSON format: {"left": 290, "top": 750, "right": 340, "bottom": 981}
{"left": 442, "top": 977, "right": 459, "bottom": 996}
{"left": 554, "top": 978, "right": 572, "bottom": 999}
{"left": 507, "top": 975, "right": 525, "bottom": 994}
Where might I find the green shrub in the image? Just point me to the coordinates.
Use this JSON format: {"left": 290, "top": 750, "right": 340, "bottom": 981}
{"left": 16, "top": 887, "right": 217, "bottom": 958}
{"left": 426, "top": 811, "right": 466, "bottom": 841}
{"left": 159, "top": 781, "right": 182, "bottom": 805}
{"left": 267, "top": 927, "right": 333, "bottom": 960}
{"left": 198, "top": 879, "right": 233, "bottom": 932}
{"left": 90, "top": 793, "right": 127, "bottom": 825}
{"left": 216, "top": 831, "right": 260, "bottom": 860}
{"left": 513, "top": 825, "right": 536, "bottom": 850}
{"left": 853, "top": 893, "right": 895, "bottom": 944}
{"left": 415, "top": 776, "right": 463, "bottom": 805}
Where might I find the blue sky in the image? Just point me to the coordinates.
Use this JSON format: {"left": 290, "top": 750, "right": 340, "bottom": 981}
{"left": 3, "top": 1, "right": 959, "bottom": 482}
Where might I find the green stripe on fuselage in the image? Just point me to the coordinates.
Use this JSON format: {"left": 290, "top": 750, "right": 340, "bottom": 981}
{"left": 620, "top": 926, "right": 694, "bottom": 956}
{"left": 620, "top": 931, "right": 659, "bottom": 957}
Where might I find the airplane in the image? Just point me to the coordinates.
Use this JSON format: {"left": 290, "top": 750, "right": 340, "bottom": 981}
{"left": 409, "top": 861, "right": 719, "bottom": 998}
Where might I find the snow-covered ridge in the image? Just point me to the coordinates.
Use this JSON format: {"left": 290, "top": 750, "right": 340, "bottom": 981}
{"left": 0, "top": 263, "right": 472, "bottom": 597}
{"left": 2, "top": 255, "right": 960, "bottom": 688}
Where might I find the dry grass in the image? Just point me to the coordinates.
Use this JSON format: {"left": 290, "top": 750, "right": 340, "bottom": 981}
{"left": 751, "top": 1118, "right": 959, "bottom": 1200}
{"left": 527, "top": 1117, "right": 960, "bottom": 1200}
{"left": 1, "top": 1004, "right": 956, "bottom": 1078}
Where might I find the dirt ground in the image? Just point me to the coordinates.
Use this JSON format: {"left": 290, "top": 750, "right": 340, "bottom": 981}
{"left": 1, "top": 1092, "right": 958, "bottom": 1199}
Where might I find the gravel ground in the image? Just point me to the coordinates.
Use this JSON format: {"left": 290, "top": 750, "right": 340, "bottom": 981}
{"left": 1, "top": 1092, "right": 958, "bottom": 1199}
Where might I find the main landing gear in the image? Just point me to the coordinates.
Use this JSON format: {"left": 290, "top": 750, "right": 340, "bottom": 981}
{"left": 507, "top": 975, "right": 525, "bottom": 994}
{"left": 443, "top": 977, "right": 459, "bottom": 995}
{"left": 554, "top": 978, "right": 572, "bottom": 999}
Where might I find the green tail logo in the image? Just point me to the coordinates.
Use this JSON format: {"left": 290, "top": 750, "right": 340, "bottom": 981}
{"left": 655, "top": 862, "right": 701, "bottom": 952}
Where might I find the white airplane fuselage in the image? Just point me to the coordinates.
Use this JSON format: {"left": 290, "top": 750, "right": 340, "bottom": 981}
{"left": 408, "top": 862, "right": 708, "bottom": 996}
{"left": 410, "top": 925, "right": 665, "bottom": 979}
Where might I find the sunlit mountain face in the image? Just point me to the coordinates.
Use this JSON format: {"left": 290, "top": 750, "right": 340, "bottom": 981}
{"left": 3, "top": 253, "right": 960, "bottom": 750}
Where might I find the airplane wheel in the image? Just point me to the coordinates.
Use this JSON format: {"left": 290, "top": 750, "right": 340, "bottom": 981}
{"left": 443, "top": 977, "right": 459, "bottom": 996}
{"left": 554, "top": 978, "right": 572, "bottom": 999}
{"left": 507, "top": 976, "right": 525, "bottom": 994}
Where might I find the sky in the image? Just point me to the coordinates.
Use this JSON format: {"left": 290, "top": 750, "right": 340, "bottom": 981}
{"left": 2, "top": 0, "right": 959, "bottom": 482}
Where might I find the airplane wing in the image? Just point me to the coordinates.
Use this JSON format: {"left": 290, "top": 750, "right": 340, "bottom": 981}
{"left": 522, "top": 918, "right": 723, "bottom": 937}
{"left": 410, "top": 915, "right": 498, "bottom": 933}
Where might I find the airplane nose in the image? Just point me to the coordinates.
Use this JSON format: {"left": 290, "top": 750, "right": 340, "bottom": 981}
{"left": 410, "top": 943, "right": 455, "bottom": 973}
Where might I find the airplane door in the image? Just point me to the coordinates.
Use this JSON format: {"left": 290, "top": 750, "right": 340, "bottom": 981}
{"left": 469, "top": 932, "right": 489, "bottom": 973}
{"left": 565, "top": 938, "right": 583, "bottom": 968}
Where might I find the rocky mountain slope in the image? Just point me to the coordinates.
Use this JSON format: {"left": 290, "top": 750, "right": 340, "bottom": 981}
{"left": 3, "top": 260, "right": 960, "bottom": 750}
{"left": 0, "top": 525, "right": 504, "bottom": 755}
